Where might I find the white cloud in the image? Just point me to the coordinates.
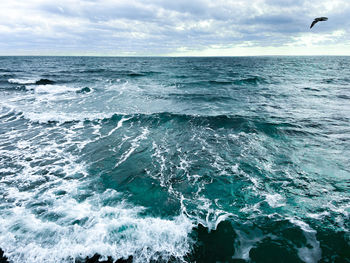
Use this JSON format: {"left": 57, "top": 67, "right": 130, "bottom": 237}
{"left": 290, "top": 30, "right": 346, "bottom": 47}
{"left": 0, "top": 0, "right": 349, "bottom": 55}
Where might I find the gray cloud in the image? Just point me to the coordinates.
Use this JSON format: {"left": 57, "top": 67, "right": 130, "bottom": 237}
{"left": 0, "top": 0, "right": 349, "bottom": 55}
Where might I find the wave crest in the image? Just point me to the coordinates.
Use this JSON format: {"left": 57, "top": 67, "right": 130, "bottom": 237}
{"left": 8, "top": 78, "right": 55, "bottom": 85}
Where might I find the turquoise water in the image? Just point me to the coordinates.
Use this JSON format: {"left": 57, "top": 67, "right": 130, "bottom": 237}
{"left": 0, "top": 57, "right": 349, "bottom": 263}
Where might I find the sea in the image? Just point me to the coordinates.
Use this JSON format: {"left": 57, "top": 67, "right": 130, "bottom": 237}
{"left": 0, "top": 56, "right": 349, "bottom": 263}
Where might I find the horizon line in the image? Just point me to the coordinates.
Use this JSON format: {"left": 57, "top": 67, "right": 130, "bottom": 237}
{"left": 1, "top": 54, "right": 350, "bottom": 57}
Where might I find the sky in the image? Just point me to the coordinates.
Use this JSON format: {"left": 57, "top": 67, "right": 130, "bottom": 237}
{"left": 0, "top": 0, "right": 350, "bottom": 56}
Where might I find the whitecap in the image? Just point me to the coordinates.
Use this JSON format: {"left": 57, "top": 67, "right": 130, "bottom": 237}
{"left": 0, "top": 189, "right": 194, "bottom": 263}
{"left": 25, "top": 84, "right": 77, "bottom": 94}
{"left": 8, "top": 78, "right": 38, "bottom": 84}
{"left": 264, "top": 193, "right": 285, "bottom": 208}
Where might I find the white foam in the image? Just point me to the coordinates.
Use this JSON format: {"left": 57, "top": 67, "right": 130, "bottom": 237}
{"left": 264, "top": 193, "right": 285, "bottom": 208}
{"left": 189, "top": 196, "right": 235, "bottom": 232}
{"left": 0, "top": 96, "right": 129, "bottom": 124}
{"left": 107, "top": 116, "right": 132, "bottom": 137}
{"left": 233, "top": 230, "right": 265, "bottom": 260}
{"left": 8, "top": 78, "right": 38, "bottom": 84}
{"left": 240, "top": 202, "right": 261, "bottom": 214}
{"left": 0, "top": 189, "right": 193, "bottom": 263}
{"left": 22, "top": 111, "right": 116, "bottom": 124}
{"left": 151, "top": 141, "right": 169, "bottom": 187}
{"left": 288, "top": 217, "right": 322, "bottom": 263}
{"left": 306, "top": 211, "right": 330, "bottom": 220}
{"left": 115, "top": 128, "right": 149, "bottom": 167}
{"left": 0, "top": 120, "right": 193, "bottom": 263}
{"left": 25, "top": 84, "right": 77, "bottom": 94}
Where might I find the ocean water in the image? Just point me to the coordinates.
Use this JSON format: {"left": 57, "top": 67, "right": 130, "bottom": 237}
{"left": 0, "top": 56, "right": 349, "bottom": 263}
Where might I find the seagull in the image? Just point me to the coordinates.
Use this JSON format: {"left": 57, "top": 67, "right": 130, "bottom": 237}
{"left": 310, "top": 17, "right": 328, "bottom": 29}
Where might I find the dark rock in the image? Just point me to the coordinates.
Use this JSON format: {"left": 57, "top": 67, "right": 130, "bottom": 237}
{"left": 116, "top": 256, "right": 133, "bottom": 263}
{"left": 189, "top": 220, "right": 237, "bottom": 263}
{"left": 249, "top": 238, "right": 303, "bottom": 263}
{"left": 77, "top": 87, "right": 92, "bottom": 94}
{"left": 0, "top": 249, "right": 9, "bottom": 263}
{"left": 77, "top": 254, "right": 133, "bottom": 263}
{"left": 35, "top": 79, "right": 55, "bottom": 85}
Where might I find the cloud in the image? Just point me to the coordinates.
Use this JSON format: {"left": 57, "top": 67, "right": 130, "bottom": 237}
{"left": 0, "top": 0, "right": 349, "bottom": 55}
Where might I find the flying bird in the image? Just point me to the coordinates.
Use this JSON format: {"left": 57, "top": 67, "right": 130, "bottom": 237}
{"left": 310, "top": 17, "right": 328, "bottom": 29}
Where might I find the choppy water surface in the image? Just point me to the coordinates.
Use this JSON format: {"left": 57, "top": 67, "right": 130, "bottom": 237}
{"left": 0, "top": 56, "right": 349, "bottom": 263}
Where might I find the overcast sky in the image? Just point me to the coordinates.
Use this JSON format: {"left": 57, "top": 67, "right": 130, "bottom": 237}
{"left": 0, "top": 0, "right": 350, "bottom": 56}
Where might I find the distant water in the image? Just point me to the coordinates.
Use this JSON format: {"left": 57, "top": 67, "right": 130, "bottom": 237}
{"left": 0, "top": 56, "right": 349, "bottom": 263}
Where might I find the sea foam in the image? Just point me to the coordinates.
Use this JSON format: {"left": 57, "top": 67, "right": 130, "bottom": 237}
{"left": 0, "top": 190, "right": 193, "bottom": 263}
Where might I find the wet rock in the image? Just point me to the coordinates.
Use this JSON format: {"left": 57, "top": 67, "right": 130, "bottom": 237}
{"left": 0, "top": 249, "right": 9, "bottom": 263}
